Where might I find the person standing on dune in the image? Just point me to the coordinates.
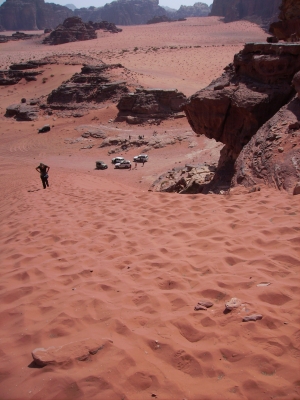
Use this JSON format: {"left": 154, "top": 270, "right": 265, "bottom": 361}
{"left": 36, "top": 163, "right": 50, "bottom": 189}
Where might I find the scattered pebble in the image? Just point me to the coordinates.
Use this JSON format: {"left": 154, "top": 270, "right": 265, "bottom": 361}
{"left": 225, "top": 297, "right": 241, "bottom": 311}
{"left": 242, "top": 314, "right": 263, "bottom": 322}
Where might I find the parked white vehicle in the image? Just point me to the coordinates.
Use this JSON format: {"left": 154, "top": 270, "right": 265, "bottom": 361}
{"left": 114, "top": 160, "right": 131, "bottom": 169}
{"left": 111, "top": 157, "right": 125, "bottom": 164}
{"left": 133, "top": 154, "right": 148, "bottom": 162}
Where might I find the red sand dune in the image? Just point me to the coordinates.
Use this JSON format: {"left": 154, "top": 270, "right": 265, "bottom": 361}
{"left": 0, "top": 17, "right": 299, "bottom": 400}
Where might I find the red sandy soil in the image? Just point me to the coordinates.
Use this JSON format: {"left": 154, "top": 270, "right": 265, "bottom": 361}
{"left": 0, "top": 17, "right": 299, "bottom": 400}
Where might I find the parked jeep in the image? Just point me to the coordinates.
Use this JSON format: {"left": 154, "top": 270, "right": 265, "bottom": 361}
{"left": 95, "top": 160, "right": 108, "bottom": 170}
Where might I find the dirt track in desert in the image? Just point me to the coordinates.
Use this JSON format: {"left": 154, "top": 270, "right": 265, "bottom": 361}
{"left": 0, "top": 17, "right": 300, "bottom": 400}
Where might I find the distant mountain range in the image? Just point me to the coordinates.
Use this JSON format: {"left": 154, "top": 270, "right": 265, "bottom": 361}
{"left": 0, "top": 0, "right": 210, "bottom": 30}
{"left": 0, "top": 0, "right": 280, "bottom": 31}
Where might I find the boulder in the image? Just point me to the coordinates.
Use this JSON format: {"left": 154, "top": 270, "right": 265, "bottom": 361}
{"left": 183, "top": 42, "right": 300, "bottom": 192}
{"left": 43, "top": 16, "right": 96, "bottom": 45}
{"left": 5, "top": 103, "right": 39, "bottom": 120}
{"left": 117, "top": 88, "right": 187, "bottom": 121}
{"left": 32, "top": 339, "right": 106, "bottom": 367}
{"left": 149, "top": 164, "right": 216, "bottom": 193}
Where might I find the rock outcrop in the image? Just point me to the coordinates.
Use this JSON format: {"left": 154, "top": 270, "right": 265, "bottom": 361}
{"left": 183, "top": 42, "right": 300, "bottom": 192}
{"left": 210, "top": 0, "right": 281, "bottom": 30}
{"left": 269, "top": 0, "right": 300, "bottom": 41}
{"left": 0, "top": 61, "right": 46, "bottom": 85}
{"left": 43, "top": 17, "right": 96, "bottom": 45}
{"left": 89, "top": 20, "right": 122, "bottom": 33}
{"left": 0, "top": 0, "right": 73, "bottom": 30}
{"left": 149, "top": 164, "right": 217, "bottom": 194}
{"left": 117, "top": 88, "right": 186, "bottom": 123}
{"left": 75, "top": 0, "right": 166, "bottom": 26}
{"left": 0, "top": 31, "right": 40, "bottom": 43}
{"left": 5, "top": 102, "right": 39, "bottom": 121}
{"left": 47, "top": 63, "right": 129, "bottom": 112}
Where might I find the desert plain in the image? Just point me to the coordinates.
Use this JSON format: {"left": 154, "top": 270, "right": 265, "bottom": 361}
{"left": 0, "top": 16, "right": 300, "bottom": 400}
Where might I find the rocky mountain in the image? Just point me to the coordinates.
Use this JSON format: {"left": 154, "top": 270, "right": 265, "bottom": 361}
{"left": 0, "top": 0, "right": 73, "bottom": 30}
{"left": 74, "top": 0, "right": 166, "bottom": 26}
{"left": 210, "top": 0, "right": 281, "bottom": 30}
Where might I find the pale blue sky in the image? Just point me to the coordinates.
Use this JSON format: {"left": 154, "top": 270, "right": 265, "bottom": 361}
{"left": 45, "top": 0, "right": 214, "bottom": 10}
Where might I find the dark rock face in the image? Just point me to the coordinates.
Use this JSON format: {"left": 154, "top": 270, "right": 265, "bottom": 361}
{"left": 0, "top": 0, "right": 73, "bottom": 30}
{"left": 117, "top": 88, "right": 187, "bottom": 123}
{"left": 270, "top": 0, "right": 300, "bottom": 41}
{"left": 75, "top": 0, "right": 166, "bottom": 26}
{"left": 210, "top": 0, "right": 281, "bottom": 29}
{"left": 183, "top": 43, "right": 300, "bottom": 192}
{"left": 0, "top": 31, "right": 40, "bottom": 43}
{"left": 47, "top": 63, "right": 128, "bottom": 109}
{"left": 43, "top": 17, "right": 96, "bottom": 45}
{"left": 233, "top": 95, "right": 300, "bottom": 193}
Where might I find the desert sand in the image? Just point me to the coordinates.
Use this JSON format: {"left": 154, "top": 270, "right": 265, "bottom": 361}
{"left": 0, "top": 17, "right": 299, "bottom": 400}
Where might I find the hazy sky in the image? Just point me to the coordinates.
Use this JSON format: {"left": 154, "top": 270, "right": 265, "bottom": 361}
{"left": 44, "top": 0, "right": 214, "bottom": 10}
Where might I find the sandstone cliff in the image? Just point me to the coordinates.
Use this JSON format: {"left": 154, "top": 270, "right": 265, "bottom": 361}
{"left": 0, "top": 0, "right": 73, "bottom": 30}
{"left": 183, "top": 43, "right": 300, "bottom": 193}
{"left": 210, "top": 0, "right": 281, "bottom": 30}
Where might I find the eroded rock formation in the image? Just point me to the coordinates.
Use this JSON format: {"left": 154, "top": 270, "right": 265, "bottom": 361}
{"left": 47, "top": 63, "right": 129, "bottom": 112}
{"left": 210, "top": 0, "right": 281, "bottom": 30}
{"left": 183, "top": 42, "right": 300, "bottom": 192}
{"left": 0, "top": 0, "right": 73, "bottom": 30}
{"left": 270, "top": 0, "right": 300, "bottom": 41}
{"left": 117, "top": 88, "right": 186, "bottom": 123}
{"left": 0, "top": 61, "right": 46, "bottom": 85}
{"left": 43, "top": 17, "right": 96, "bottom": 45}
